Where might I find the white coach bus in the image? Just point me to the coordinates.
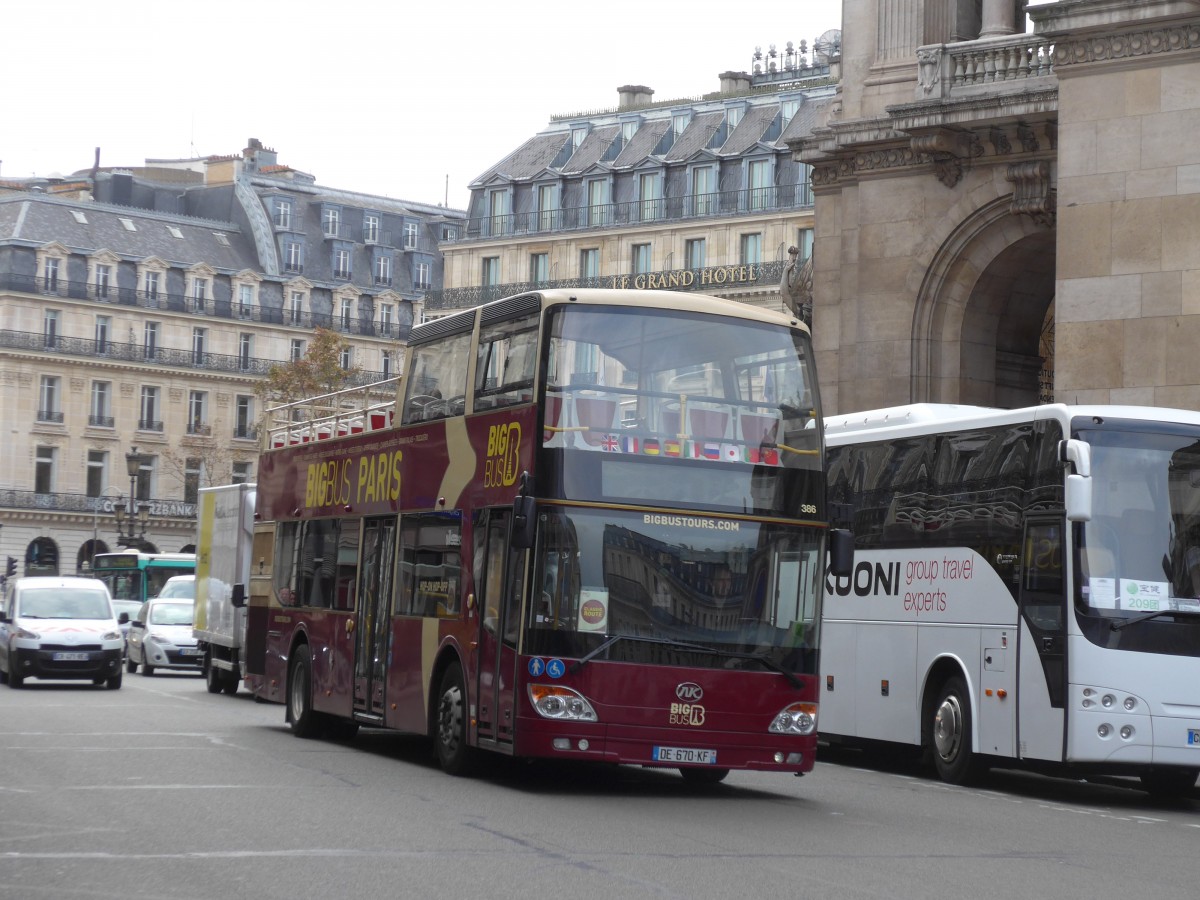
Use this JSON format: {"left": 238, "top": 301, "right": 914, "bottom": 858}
{"left": 822, "top": 403, "right": 1200, "bottom": 794}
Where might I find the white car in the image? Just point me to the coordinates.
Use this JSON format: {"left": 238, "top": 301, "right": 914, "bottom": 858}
{"left": 126, "top": 599, "right": 203, "bottom": 676}
{"left": 154, "top": 575, "right": 195, "bottom": 601}
{"left": 0, "top": 576, "right": 126, "bottom": 689}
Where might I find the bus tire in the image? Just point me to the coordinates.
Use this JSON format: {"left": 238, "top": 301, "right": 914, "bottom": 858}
{"left": 1140, "top": 768, "right": 1198, "bottom": 798}
{"left": 434, "top": 665, "right": 477, "bottom": 776}
{"left": 930, "top": 675, "right": 982, "bottom": 785}
{"left": 288, "top": 645, "right": 323, "bottom": 738}
{"left": 204, "top": 653, "right": 222, "bottom": 694}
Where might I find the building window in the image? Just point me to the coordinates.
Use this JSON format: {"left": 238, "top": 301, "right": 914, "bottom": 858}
{"left": 35, "top": 446, "right": 56, "bottom": 494}
{"left": 672, "top": 111, "right": 691, "bottom": 137}
{"left": 42, "top": 257, "right": 60, "bottom": 292}
{"left": 95, "top": 263, "right": 111, "bottom": 300}
{"left": 621, "top": 120, "right": 638, "bottom": 144}
{"left": 587, "top": 179, "right": 608, "bottom": 227}
{"left": 185, "top": 457, "right": 202, "bottom": 504}
{"left": 275, "top": 198, "right": 292, "bottom": 229}
{"left": 192, "top": 327, "right": 207, "bottom": 365}
{"left": 530, "top": 253, "right": 549, "bottom": 285}
{"left": 38, "top": 376, "right": 61, "bottom": 422}
{"left": 632, "top": 243, "right": 652, "bottom": 275}
{"left": 140, "top": 386, "right": 160, "bottom": 431}
{"left": 379, "top": 303, "right": 395, "bottom": 337}
{"left": 375, "top": 254, "right": 392, "bottom": 286}
{"left": 748, "top": 159, "right": 771, "bottom": 210}
{"left": 363, "top": 214, "right": 380, "bottom": 244}
{"left": 726, "top": 105, "right": 744, "bottom": 129}
{"left": 191, "top": 277, "right": 208, "bottom": 311}
{"left": 188, "top": 391, "right": 208, "bottom": 434}
{"left": 537, "top": 184, "right": 556, "bottom": 231}
{"left": 144, "top": 270, "right": 160, "bottom": 303}
{"left": 441, "top": 225, "right": 456, "bottom": 241}
{"left": 796, "top": 227, "right": 814, "bottom": 262}
{"left": 90, "top": 381, "right": 112, "bottom": 426}
{"left": 488, "top": 189, "right": 508, "bottom": 237}
{"left": 232, "top": 461, "right": 252, "bottom": 485}
{"left": 404, "top": 222, "right": 419, "bottom": 249}
{"left": 133, "top": 455, "right": 153, "bottom": 501}
{"left": 638, "top": 172, "right": 663, "bottom": 222}
{"left": 414, "top": 261, "right": 431, "bottom": 290}
{"left": 781, "top": 98, "right": 800, "bottom": 128}
{"left": 87, "top": 450, "right": 107, "bottom": 497}
{"left": 322, "top": 207, "right": 340, "bottom": 237}
{"left": 691, "top": 165, "right": 714, "bottom": 216}
{"left": 43, "top": 309, "right": 58, "bottom": 348}
{"left": 289, "top": 291, "right": 305, "bottom": 325}
{"left": 285, "top": 242, "right": 303, "bottom": 273}
{"left": 143, "top": 321, "right": 159, "bottom": 360}
{"left": 237, "top": 283, "right": 255, "bottom": 319}
{"left": 482, "top": 257, "right": 499, "bottom": 287}
{"left": 239, "top": 333, "right": 253, "bottom": 372}
{"left": 685, "top": 238, "right": 706, "bottom": 270}
{"left": 340, "top": 347, "right": 353, "bottom": 370}
{"left": 740, "top": 233, "right": 762, "bottom": 265}
{"left": 94, "top": 315, "right": 111, "bottom": 354}
{"left": 339, "top": 298, "right": 353, "bottom": 331}
{"left": 580, "top": 248, "right": 599, "bottom": 279}
{"left": 381, "top": 350, "right": 393, "bottom": 379}
{"left": 290, "top": 339, "right": 305, "bottom": 362}
{"left": 334, "top": 249, "right": 352, "bottom": 280}
{"left": 235, "top": 395, "right": 254, "bottom": 439}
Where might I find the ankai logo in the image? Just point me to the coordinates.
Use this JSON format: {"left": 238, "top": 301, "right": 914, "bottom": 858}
{"left": 675, "top": 682, "right": 703, "bottom": 701}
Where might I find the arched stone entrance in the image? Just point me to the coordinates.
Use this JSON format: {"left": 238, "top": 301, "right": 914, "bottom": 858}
{"left": 912, "top": 198, "right": 1056, "bottom": 408}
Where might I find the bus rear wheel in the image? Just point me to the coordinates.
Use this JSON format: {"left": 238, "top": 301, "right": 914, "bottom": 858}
{"left": 929, "top": 676, "right": 983, "bottom": 785}
{"left": 434, "top": 665, "right": 477, "bottom": 776}
{"left": 288, "top": 645, "right": 323, "bottom": 739}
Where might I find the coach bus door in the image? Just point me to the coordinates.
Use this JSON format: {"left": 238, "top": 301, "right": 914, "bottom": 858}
{"left": 353, "top": 518, "right": 396, "bottom": 718}
{"left": 1016, "top": 517, "right": 1067, "bottom": 762}
{"left": 474, "top": 510, "right": 525, "bottom": 750}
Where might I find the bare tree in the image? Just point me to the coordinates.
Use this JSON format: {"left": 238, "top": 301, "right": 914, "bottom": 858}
{"left": 255, "top": 327, "right": 362, "bottom": 409}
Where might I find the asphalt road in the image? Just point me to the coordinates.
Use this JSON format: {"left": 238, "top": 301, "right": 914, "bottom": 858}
{"left": 2, "top": 672, "right": 1198, "bottom": 900}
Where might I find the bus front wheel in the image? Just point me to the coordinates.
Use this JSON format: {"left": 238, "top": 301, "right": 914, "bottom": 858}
{"left": 1140, "top": 768, "right": 1198, "bottom": 797}
{"left": 434, "top": 665, "right": 477, "bottom": 776}
{"left": 930, "top": 676, "right": 983, "bottom": 785}
{"left": 288, "top": 645, "right": 323, "bottom": 739}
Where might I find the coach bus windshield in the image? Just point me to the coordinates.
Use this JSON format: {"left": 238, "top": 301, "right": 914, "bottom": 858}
{"left": 1075, "top": 424, "right": 1200, "bottom": 646}
{"left": 524, "top": 507, "right": 823, "bottom": 674}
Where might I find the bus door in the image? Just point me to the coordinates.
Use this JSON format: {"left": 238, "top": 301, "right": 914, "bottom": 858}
{"left": 1017, "top": 517, "right": 1068, "bottom": 761}
{"left": 353, "top": 517, "right": 397, "bottom": 718}
{"left": 474, "top": 510, "right": 526, "bottom": 749}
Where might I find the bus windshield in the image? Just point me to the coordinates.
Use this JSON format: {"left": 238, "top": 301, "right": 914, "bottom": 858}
{"left": 92, "top": 554, "right": 196, "bottom": 604}
{"left": 1076, "top": 425, "right": 1200, "bottom": 623}
{"left": 524, "top": 506, "right": 823, "bottom": 674}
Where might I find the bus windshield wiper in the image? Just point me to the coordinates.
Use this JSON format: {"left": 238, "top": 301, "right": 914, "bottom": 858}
{"left": 1110, "top": 607, "right": 1200, "bottom": 630}
{"left": 570, "top": 633, "right": 802, "bottom": 688}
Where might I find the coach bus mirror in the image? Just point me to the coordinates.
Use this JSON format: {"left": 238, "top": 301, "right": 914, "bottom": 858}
{"left": 231, "top": 583, "right": 246, "bottom": 608}
{"left": 1065, "top": 473, "right": 1092, "bottom": 522}
{"left": 828, "top": 529, "right": 854, "bottom": 578}
{"left": 512, "top": 495, "right": 537, "bottom": 549}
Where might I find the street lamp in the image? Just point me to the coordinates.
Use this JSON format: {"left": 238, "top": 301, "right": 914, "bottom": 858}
{"left": 89, "top": 485, "right": 123, "bottom": 570}
{"left": 113, "top": 446, "right": 151, "bottom": 549}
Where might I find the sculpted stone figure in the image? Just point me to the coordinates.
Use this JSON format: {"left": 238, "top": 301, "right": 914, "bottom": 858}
{"left": 780, "top": 245, "right": 813, "bottom": 326}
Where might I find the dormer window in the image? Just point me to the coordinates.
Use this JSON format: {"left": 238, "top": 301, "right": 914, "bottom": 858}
{"left": 672, "top": 112, "right": 691, "bottom": 137}
{"left": 322, "top": 207, "right": 341, "bottom": 238}
{"left": 275, "top": 198, "right": 293, "bottom": 229}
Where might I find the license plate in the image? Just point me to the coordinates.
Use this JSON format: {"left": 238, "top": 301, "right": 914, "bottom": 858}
{"left": 52, "top": 652, "right": 90, "bottom": 661}
{"left": 652, "top": 746, "right": 718, "bottom": 765}
{"left": 180, "top": 648, "right": 203, "bottom": 656}
{"left": 1189, "top": 729, "right": 1200, "bottom": 746}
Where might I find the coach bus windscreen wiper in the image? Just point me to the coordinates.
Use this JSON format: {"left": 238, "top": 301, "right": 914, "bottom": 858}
{"left": 569, "top": 634, "right": 802, "bottom": 688}
{"left": 1110, "top": 607, "right": 1200, "bottom": 630}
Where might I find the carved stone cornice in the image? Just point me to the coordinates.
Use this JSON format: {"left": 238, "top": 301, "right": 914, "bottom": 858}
{"left": 1006, "top": 161, "right": 1057, "bottom": 227}
{"left": 1051, "top": 20, "right": 1200, "bottom": 71}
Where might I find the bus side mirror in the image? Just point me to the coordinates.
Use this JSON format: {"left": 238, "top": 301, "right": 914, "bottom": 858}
{"left": 1065, "top": 473, "right": 1092, "bottom": 522}
{"left": 231, "top": 583, "right": 246, "bottom": 608}
{"left": 828, "top": 529, "right": 854, "bottom": 578}
{"left": 512, "top": 495, "right": 537, "bottom": 550}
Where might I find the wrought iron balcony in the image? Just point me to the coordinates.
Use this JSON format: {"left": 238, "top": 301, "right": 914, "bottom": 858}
{"left": 87, "top": 414, "right": 115, "bottom": 427}
{"left": 36, "top": 409, "right": 64, "bottom": 423}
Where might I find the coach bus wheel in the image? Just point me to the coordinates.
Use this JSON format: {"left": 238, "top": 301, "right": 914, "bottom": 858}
{"left": 288, "top": 645, "right": 323, "bottom": 739}
{"left": 930, "top": 676, "right": 982, "bottom": 785}
{"left": 435, "top": 666, "right": 477, "bottom": 776}
{"left": 679, "top": 767, "right": 730, "bottom": 785}
{"left": 1140, "top": 768, "right": 1199, "bottom": 797}
{"left": 204, "top": 653, "right": 222, "bottom": 694}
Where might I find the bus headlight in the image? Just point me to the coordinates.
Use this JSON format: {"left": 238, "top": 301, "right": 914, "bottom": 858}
{"left": 769, "top": 702, "right": 818, "bottom": 735}
{"left": 528, "top": 684, "right": 598, "bottom": 722}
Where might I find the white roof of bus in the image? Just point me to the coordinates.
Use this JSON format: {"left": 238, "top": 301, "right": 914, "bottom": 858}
{"left": 517, "top": 288, "right": 808, "bottom": 331}
{"left": 824, "top": 402, "right": 1200, "bottom": 442}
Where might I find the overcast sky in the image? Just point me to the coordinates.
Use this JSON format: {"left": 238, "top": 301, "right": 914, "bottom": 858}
{"left": 1, "top": 0, "right": 845, "bottom": 211}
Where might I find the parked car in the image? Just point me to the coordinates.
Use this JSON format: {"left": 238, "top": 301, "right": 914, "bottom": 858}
{"left": 0, "top": 576, "right": 126, "bottom": 689}
{"left": 125, "top": 598, "right": 202, "bottom": 675}
{"left": 154, "top": 575, "right": 195, "bottom": 601}
{"left": 111, "top": 598, "right": 142, "bottom": 652}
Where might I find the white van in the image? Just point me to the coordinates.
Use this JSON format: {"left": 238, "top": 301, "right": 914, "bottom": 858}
{"left": 0, "top": 576, "right": 127, "bottom": 689}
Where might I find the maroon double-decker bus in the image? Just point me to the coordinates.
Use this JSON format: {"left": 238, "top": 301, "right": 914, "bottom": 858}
{"left": 248, "top": 288, "right": 839, "bottom": 782}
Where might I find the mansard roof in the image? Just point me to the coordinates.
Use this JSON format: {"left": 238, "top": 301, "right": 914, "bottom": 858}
{"left": 471, "top": 132, "right": 571, "bottom": 186}
{"left": 776, "top": 96, "right": 831, "bottom": 148}
{"left": 561, "top": 125, "right": 621, "bottom": 175}
{"left": 720, "top": 105, "right": 781, "bottom": 155}
{"left": 0, "top": 195, "right": 258, "bottom": 272}
{"left": 664, "top": 112, "right": 725, "bottom": 162}
{"left": 612, "top": 119, "right": 671, "bottom": 169}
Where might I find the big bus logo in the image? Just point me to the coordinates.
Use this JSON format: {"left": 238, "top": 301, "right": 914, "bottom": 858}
{"left": 675, "top": 682, "right": 703, "bottom": 701}
{"left": 484, "top": 423, "right": 521, "bottom": 488}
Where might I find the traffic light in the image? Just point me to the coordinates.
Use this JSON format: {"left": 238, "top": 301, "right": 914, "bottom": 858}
{"left": 5, "top": 556, "right": 16, "bottom": 578}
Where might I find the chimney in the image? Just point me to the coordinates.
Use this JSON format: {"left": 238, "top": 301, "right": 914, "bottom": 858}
{"left": 617, "top": 85, "right": 654, "bottom": 110}
{"left": 718, "top": 71, "right": 752, "bottom": 94}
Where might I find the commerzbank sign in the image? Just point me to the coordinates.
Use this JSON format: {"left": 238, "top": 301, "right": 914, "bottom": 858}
{"left": 606, "top": 263, "right": 762, "bottom": 291}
